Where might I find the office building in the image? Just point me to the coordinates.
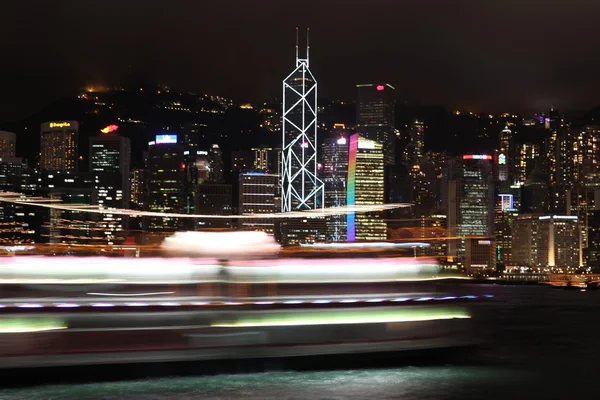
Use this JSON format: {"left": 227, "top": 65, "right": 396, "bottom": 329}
{"left": 515, "top": 143, "right": 540, "bottom": 184}
{"left": 321, "top": 134, "right": 349, "bottom": 241}
{"left": 573, "top": 125, "right": 600, "bottom": 184}
{"left": 231, "top": 150, "right": 253, "bottom": 173}
{"left": 356, "top": 83, "right": 395, "bottom": 165}
{"left": 209, "top": 144, "right": 225, "bottom": 183}
{"left": 129, "top": 169, "right": 146, "bottom": 210}
{"left": 521, "top": 161, "right": 548, "bottom": 214}
{"left": 0, "top": 131, "right": 16, "bottom": 158}
{"left": 494, "top": 191, "right": 519, "bottom": 266}
{"left": 497, "top": 125, "right": 514, "bottom": 182}
{"left": 146, "top": 134, "right": 185, "bottom": 231}
{"left": 446, "top": 155, "right": 495, "bottom": 263}
{"left": 89, "top": 127, "right": 131, "bottom": 244}
{"left": 40, "top": 121, "right": 79, "bottom": 171}
{"left": 196, "top": 183, "right": 233, "bottom": 229}
{"left": 347, "top": 134, "right": 386, "bottom": 241}
{"left": 90, "top": 127, "right": 131, "bottom": 208}
{"left": 238, "top": 172, "right": 278, "bottom": 233}
{"left": 586, "top": 210, "right": 600, "bottom": 271}
{"left": 252, "top": 146, "right": 281, "bottom": 174}
{"left": 281, "top": 29, "right": 324, "bottom": 211}
{"left": 512, "top": 215, "right": 581, "bottom": 268}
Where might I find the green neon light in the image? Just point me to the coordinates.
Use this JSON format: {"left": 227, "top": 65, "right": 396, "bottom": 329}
{"left": 0, "top": 318, "right": 67, "bottom": 333}
{"left": 212, "top": 307, "right": 470, "bottom": 328}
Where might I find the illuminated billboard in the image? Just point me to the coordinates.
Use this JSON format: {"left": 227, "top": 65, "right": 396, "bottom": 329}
{"left": 155, "top": 134, "right": 177, "bottom": 144}
{"left": 462, "top": 154, "right": 492, "bottom": 160}
{"left": 498, "top": 154, "right": 506, "bottom": 164}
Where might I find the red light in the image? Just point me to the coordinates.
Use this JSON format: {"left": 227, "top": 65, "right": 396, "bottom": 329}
{"left": 376, "top": 85, "right": 385, "bottom": 91}
{"left": 181, "top": 163, "right": 186, "bottom": 169}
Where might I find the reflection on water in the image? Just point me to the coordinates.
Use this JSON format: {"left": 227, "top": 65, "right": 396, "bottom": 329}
{"left": 1, "top": 285, "right": 598, "bottom": 399}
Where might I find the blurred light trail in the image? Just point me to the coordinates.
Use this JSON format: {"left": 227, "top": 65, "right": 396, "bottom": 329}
{"left": 0, "top": 318, "right": 67, "bottom": 333}
{"left": 0, "top": 192, "right": 410, "bottom": 219}
{"left": 299, "top": 242, "right": 431, "bottom": 249}
{"left": 212, "top": 308, "right": 471, "bottom": 328}
{"left": 87, "top": 292, "right": 175, "bottom": 297}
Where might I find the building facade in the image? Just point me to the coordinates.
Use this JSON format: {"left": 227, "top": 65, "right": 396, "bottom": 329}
{"left": 40, "top": 121, "right": 79, "bottom": 172}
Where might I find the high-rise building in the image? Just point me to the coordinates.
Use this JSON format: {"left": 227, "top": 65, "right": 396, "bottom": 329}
{"left": 208, "top": 144, "right": 225, "bottom": 183}
{"left": 356, "top": 83, "right": 395, "bottom": 165}
{"left": 231, "top": 150, "right": 253, "bottom": 173}
{"left": 515, "top": 143, "right": 540, "bottom": 184}
{"left": 494, "top": 191, "right": 519, "bottom": 266}
{"left": 281, "top": 28, "right": 324, "bottom": 212}
{"left": 196, "top": 183, "right": 233, "bottom": 229}
{"left": 40, "top": 121, "right": 79, "bottom": 172}
{"left": 446, "top": 155, "right": 495, "bottom": 263}
{"left": 89, "top": 127, "right": 131, "bottom": 208}
{"left": 573, "top": 125, "right": 600, "bottom": 184}
{"left": 521, "top": 161, "right": 548, "bottom": 214}
{"left": 0, "top": 131, "right": 16, "bottom": 158}
{"left": 321, "top": 134, "right": 349, "bottom": 241}
{"left": 146, "top": 134, "right": 185, "bottom": 231}
{"left": 89, "top": 127, "right": 131, "bottom": 244}
{"left": 238, "top": 172, "right": 278, "bottom": 233}
{"left": 512, "top": 215, "right": 581, "bottom": 268}
{"left": 347, "top": 134, "right": 386, "bottom": 241}
{"left": 252, "top": 146, "right": 281, "bottom": 174}
{"left": 130, "top": 169, "right": 146, "bottom": 210}
{"left": 497, "top": 125, "right": 514, "bottom": 182}
{"left": 586, "top": 210, "right": 600, "bottom": 271}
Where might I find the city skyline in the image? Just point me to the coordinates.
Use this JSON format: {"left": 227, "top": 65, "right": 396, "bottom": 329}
{"left": 4, "top": 1, "right": 600, "bottom": 120}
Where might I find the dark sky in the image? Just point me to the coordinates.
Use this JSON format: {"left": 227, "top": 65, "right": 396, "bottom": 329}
{"left": 2, "top": 0, "right": 600, "bottom": 120}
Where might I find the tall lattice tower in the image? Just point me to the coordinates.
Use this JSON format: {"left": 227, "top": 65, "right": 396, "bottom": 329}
{"left": 281, "top": 28, "right": 324, "bottom": 212}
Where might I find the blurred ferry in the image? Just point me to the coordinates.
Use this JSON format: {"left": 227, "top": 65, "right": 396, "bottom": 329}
{"left": 0, "top": 232, "right": 489, "bottom": 369}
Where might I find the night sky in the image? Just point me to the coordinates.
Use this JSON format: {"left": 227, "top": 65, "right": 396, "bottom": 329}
{"left": 2, "top": 0, "right": 600, "bottom": 120}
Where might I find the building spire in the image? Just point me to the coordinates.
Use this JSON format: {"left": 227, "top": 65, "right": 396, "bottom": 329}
{"left": 306, "top": 27, "right": 310, "bottom": 63}
{"left": 295, "top": 26, "right": 299, "bottom": 61}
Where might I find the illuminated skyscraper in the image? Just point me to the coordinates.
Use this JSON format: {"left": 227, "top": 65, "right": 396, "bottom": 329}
{"left": 281, "top": 28, "right": 324, "bottom": 212}
{"left": 252, "top": 146, "right": 281, "bottom": 174}
{"left": 90, "top": 126, "right": 131, "bottom": 208}
{"left": 516, "top": 143, "right": 540, "bottom": 184}
{"left": 321, "top": 134, "right": 349, "bottom": 241}
{"left": 356, "top": 83, "right": 395, "bottom": 165}
{"left": 447, "top": 155, "right": 495, "bottom": 264}
{"left": 146, "top": 134, "right": 185, "bottom": 231}
{"left": 89, "top": 126, "right": 131, "bottom": 244}
{"left": 40, "top": 121, "right": 79, "bottom": 171}
{"left": 208, "top": 144, "right": 225, "bottom": 183}
{"left": 239, "top": 172, "right": 278, "bottom": 233}
{"left": 497, "top": 125, "right": 514, "bottom": 182}
{"left": 573, "top": 125, "right": 600, "bottom": 184}
{"left": 347, "top": 134, "right": 386, "bottom": 241}
{"left": 0, "top": 131, "right": 16, "bottom": 158}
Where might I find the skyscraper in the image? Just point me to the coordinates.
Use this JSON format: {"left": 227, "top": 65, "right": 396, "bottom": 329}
{"left": 90, "top": 126, "right": 131, "bottom": 208}
{"left": 89, "top": 127, "right": 131, "bottom": 244}
{"left": 347, "top": 134, "right": 386, "bottom": 241}
{"left": 146, "top": 134, "right": 185, "bottom": 231}
{"left": 356, "top": 83, "right": 395, "bottom": 165}
{"left": 238, "top": 172, "right": 278, "bottom": 233}
{"left": 321, "top": 133, "right": 349, "bottom": 241}
{"left": 40, "top": 121, "right": 79, "bottom": 171}
{"left": 447, "top": 155, "right": 495, "bottom": 263}
{"left": 252, "top": 146, "right": 281, "bottom": 174}
{"left": 208, "top": 144, "right": 225, "bottom": 183}
{"left": 0, "top": 131, "right": 16, "bottom": 158}
{"left": 497, "top": 125, "right": 514, "bottom": 182}
{"left": 281, "top": 28, "right": 324, "bottom": 212}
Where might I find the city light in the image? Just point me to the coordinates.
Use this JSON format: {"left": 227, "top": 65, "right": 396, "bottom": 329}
{"left": 462, "top": 154, "right": 492, "bottom": 160}
{"left": 155, "top": 134, "right": 177, "bottom": 144}
{"left": 100, "top": 124, "right": 119, "bottom": 134}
